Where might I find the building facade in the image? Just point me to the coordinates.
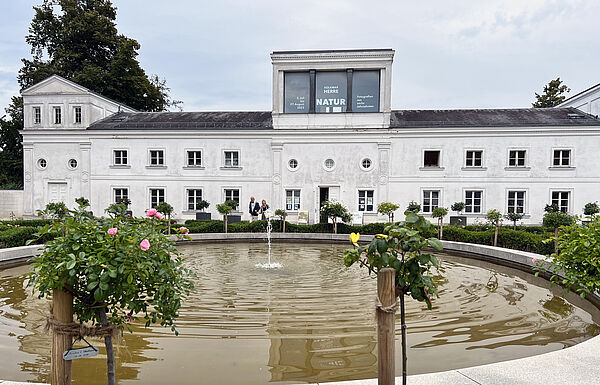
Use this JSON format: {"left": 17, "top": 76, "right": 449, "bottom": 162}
{"left": 20, "top": 49, "right": 600, "bottom": 224}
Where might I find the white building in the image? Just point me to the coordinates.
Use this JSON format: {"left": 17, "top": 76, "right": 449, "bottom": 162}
{"left": 557, "top": 82, "right": 600, "bottom": 117}
{"left": 20, "top": 49, "right": 600, "bottom": 224}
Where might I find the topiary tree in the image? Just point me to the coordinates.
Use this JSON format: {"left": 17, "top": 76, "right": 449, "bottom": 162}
{"left": 197, "top": 199, "right": 210, "bottom": 212}
{"left": 28, "top": 201, "right": 193, "bottom": 385}
{"left": 406, "top": 201, "right": 421, "bottom": 214}
{"left": 320, "top": 200, "right": 351, "bottom": 234}
{"left": 155, "top": 201, "right": 174, "bottom": 234}
{"left": 216, "top": 200, "right": 238, "bottom": 233}
{"left": 543, "top": 210, "right": 575, "bottom": 254}
{"left": 431, "top": 207, "right": 448, "bottom": 240}
{"left": 274, "top": 209, "right": 287, "bottom": 232}
{"left": 544, "top": 203, "right": 560, "bottom": 213}
{"left": 343, "top": 211, "right": 443, "bottom": 384}
{"left": 486, "top": 209, "right": 502, "bottom": 247}
{"left": 451, "top": 202, "right": 465, "bottom": 215}
{"left": 505, "top": 212, "right": 524, "bottom": 230}
{"left": 583, "top": 202, "right": 599, "bottom": 217}
{"left": 377, "top": 202, "right": 399, "bottom": 223}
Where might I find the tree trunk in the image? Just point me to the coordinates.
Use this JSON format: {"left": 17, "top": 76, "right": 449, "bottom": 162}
{"left": 97, "top": 308, "right": 115, "bottom": 385}
{"left": 167, "top": 214, "right": 171, "bottom": 235}
{"left": 334, "top": 219, "right": 337, "bottom": 234}
{"left": 224, "top": 215, "right": 228, "bottom": 233}
{"left": 377, "top": 268, "right": 396, "bottom": 385}
{"left": 494, "top": 221, "right": 499, "bottom": 247}
{"left": 439, "top": 218, "right": 443, "bottom": 240}
{"left": 554, "top": 227, "right": 559, "bottom": 254}
{"left": 513, "top": 221, "right": 517, "bottom": 230}
{"left": 400, "top": 289, "right": 407, "bottom": 385}
{"left": 283, "top": 215, "right": 286, "bottom": 233}
{"left": 52, "top": 289, "right": 73, "bottom": 385}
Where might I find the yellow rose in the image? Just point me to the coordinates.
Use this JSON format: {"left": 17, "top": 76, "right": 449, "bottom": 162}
{"left": 375, "top": 234, "right": 388, "bottom": 239}
{"left": 349, "top": 232, "right": 360, "bottom": 246}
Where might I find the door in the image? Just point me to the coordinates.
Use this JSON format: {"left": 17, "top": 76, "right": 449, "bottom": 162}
{"left": 319, "top": 187, "right": 329, "bottom": 223}
{"left": 48, "top": 182, "right": 68, "bottom": 204}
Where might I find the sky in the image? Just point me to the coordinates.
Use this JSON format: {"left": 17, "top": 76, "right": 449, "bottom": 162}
{"left": 1, "top": 0, "right": 599, "bottom": 113}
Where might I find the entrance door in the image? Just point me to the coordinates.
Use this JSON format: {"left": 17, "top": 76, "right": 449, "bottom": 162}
{"left": 319, "top": 187, "right": 329, "bottom": 223}
{"left": 48, "top": 182, "right": 68, "bottom": 204}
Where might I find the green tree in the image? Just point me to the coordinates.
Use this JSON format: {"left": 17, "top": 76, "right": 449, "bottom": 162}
{"left": 431, "top": 207, "right": 448, "bottom": 240}
{"left": 377, "top": 202, "right": 399, "bottom": 222}
{"left": 451, "top": 202, "right": 465, "bottom": 215}
{"left": 532, "top": 78, "right": 570, "bottom": 108}
{"left": 0, "top": 97, "right": 24, "bottom": 188}
{"left": 406, "top": 201, "right": 421, "bottom": 214}
{"left": 320, "top": 200, "right": 351, "bottom": 234}
{"left": 583, "top": 202, "right": 599, "bottom": 217}
{"left": 155, "top": 201, "right": 174, "bottom": 234}
{"left": 543, "top": 211, "right": 575, "bottom": 254}
{"left": 216, "top": 200, "right": 237, "bottom": 233}
{"left": 274, "top": 208, "right": 287, "bottom": 232}
{"left": 486, "top": 209, "right": 502, "bottom": 247}
{"left": 343, "top": 212, "right": 443, "bottom": 384}
{"left": 505, "top": 211, "right": 524, "bottom": 230}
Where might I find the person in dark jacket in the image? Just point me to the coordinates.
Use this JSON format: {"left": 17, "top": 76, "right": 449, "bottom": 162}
{"left": 249, "top": 196, "right": 260, "bottom": 221}
{"left": 260, "top": 200, "right": 270, "bottom": 220}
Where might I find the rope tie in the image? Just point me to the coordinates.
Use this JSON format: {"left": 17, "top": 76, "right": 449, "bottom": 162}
{"left": 375, "top": 296, "right": 399, "bottom": 313}
{"left": 44, "top": 315, "right": 119, "bottom": 338}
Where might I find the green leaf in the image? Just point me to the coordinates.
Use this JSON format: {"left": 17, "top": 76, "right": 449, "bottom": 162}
{"left": 99, "top": 282, "right": 109, "bottom": 291}
{"left": 428, "top": 238, "right": 443, "bottom": 251}
{"left": 66, "top": 260, "right": 76, "bottom": 270}
{"left": 93, "top": 289, "right": 103, "bottom": 302}
{"left": 87, "top": 281, "right": 98, "bottom": 290}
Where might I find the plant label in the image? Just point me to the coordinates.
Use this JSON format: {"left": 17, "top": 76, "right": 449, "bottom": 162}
{"left": 63, "top": 346, "right": 98, "bottom": 360}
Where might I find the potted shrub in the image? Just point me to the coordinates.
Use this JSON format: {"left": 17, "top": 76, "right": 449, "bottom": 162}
{"left": 224, "top": 199, "right": 241, "bottom": 224}
{"left": 583, "top": 202, "right": 599, "bottom": 223}
{"left": 274, "top": 208, "right": 287, "bottom": 232}
{"left": 450, "top": 201, "right": 467, "bottom": 226}
{"left": 216, "top": 202, "right": 233, "bottom": 233}
{"left": 195, "top": 199, "right": 211, "bottom": 221}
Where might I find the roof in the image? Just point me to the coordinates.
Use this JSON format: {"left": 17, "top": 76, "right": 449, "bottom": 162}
{"left": 88, "top": 111, "right": 273, "bottom": 130}
{"left": 389, "top": 108, "right": 600, "bottom": 128}
{"left": 557, "top": 82, "right": 600, "bottom": 106}
{"left": 271, "top": 48, "right": 394, "bottom": 55}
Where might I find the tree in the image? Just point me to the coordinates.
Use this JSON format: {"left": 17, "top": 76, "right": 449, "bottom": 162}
{"left": 505, "top": 212, "right": 524, "bottom": 230}
{"left": 155, "top": 201, "right": 174, "bottom": 234}
{"left": 431, "top": 207, "right": 448, "bottom": 240}
{"left": 583, "top": 202, "right": 599, "bottom": 217}
{"left": 377, "top": 202, "right": 399, "bottom": 223}
{"left": 216, "top": 200, "right": 238, "bottom": 233}
{"left": 28, "top": 200, "right": 193, "bottom": 385}
{"left": 343, "top": 211, "right": 443, "bottom": 384}
{"left": 406, "top": 201, "right": 421, "bottom": 214}
{"left": 0, "top": 97, "right": 24, "bottom": 188}
{"left": 543, "top": 210, "right": 575, "bottom": 254}
{"left": 451, "top": 202, "right": 465, "bottom": 215}
{"left": 320, "top": 200, "right": 351, "bottom": 234}
{"left": 197, "top": 199, "right": 210, "bottom": 212}
{"left": 274, "top": 209, "right": 287, "bottom": 232}
{"left": 532, "top": 78, "right": 570, "bottom": 108}
{"left": 486, "top": 209, "right": 502, "bottom": 247}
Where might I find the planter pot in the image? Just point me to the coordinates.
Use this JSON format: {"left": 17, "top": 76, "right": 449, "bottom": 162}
{"left": 449, "top": 216, "right": 467, "bottom": 226}
{"left": 227, "top": 214, "right": 242, "bottom": 224}
{"left": 196, "top": 212, "right": 211, "bottom": 221}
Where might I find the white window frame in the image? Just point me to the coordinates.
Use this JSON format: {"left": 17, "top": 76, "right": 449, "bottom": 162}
{"left": 287, "top": 158, "right": 299, "bottom": 172}
{"left": 223, "top": 187, "right": 241, "bottom": 211}
{"left": 551, "top": 148, "right": 574, "bottom": 168}
{"left": 53, "top": 106, "right": 62, "bottom": 125}
{"left": 507, "top": 148, "right": 528, "bottom": 168}
{"left": 506, "top": 189, "right": 527, "bottom": 214}
{"left": 421, "top": 149, "right": 443, "bottom": 169}
{"left": 113, "top": 149, "right": 129, "bottom": 166}
{"left": 464, "top": 189, "right": 484, "bottom": 214}
{"left": 185, "top": 149, "right": 203, "bottom": 168}
{"left": 148, "top": 149, "right": 166, "bottom": 167}
{"left": 185, "top": 188, "right": 204, "bottom": 211}
{"left": 358, "top": 189, "right": 375, "bottom": 212}
{"left": 73, "top": 106, "right": 82, "bottom": 124}
{"left": 113, "top": 187, "right": 129, "bottom": 204}
{"left": 549, "top": 189, "right": 572, "bottom": 213}
{"left": 421, "top": 188, "right": 441, "bottom": 214}
{"left": 285, "top": 189, "right": 301, "bottom": 211}
{"left": 464, "top": 149, "right": 484, "bottom": 168}
{"left": 223, "top": 150, "right": 240, "bottom": 168}
{"left": 360, "top": 157, "right": 374, "bottom": 171}
{"left": 33, "top": 106, "right": 41, "bottom": 125}
{"left": 148, "top": 187, "right": 166, "bottom": 209}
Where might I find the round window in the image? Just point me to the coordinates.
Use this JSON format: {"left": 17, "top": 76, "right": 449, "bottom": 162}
{"left": 324, "top": 159, "right": 335, "bottom": 170}
{"left": 37, "top": 159, "right": 47, "bottom": 169}
{"left": 288, "top": 159, "right": 298, "bottom": 169}
{"left": 68, "top": 159, "right": 78, "bottom": 169}
{"left": 361, "top": 158, "right": 372, "bottom": 170}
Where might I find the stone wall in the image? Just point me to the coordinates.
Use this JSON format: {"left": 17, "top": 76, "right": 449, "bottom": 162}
{"left": 0, "top": 190, "right": 23, "bottom": 219}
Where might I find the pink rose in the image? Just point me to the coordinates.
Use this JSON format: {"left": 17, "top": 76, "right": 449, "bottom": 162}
{"left": 140, "top": 239, "right": 150, "bottom": 251}
{"left": 532, "top": 258, "right": 537, "bottom": 264}
{"left": 179, "top": 226, "right": 189, "bottom": 234}
{"left": 155, "top": 212, "right": 164, "bottom": 220}
{"left": 107, "top": 228, "right": 117, "bottom": 236}
{"left": 146, "top": 208, "right": 157, "bottom": 217}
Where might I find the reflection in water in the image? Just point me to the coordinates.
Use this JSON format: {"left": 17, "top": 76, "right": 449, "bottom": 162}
{"left": 0, "top": 243, "right": 598, "bottom": 385}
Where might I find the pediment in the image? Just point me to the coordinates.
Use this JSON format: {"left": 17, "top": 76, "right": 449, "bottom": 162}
{"left": 22, "top": 75, "right": 90, "bottom": 96}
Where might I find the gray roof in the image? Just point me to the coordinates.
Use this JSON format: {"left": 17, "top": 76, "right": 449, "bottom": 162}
{"left": 88, "top": 107, "right": 600, "bottom": 130}
{"left": 389, "top": 108, "right": 600, "bottom": 128}
{"left": 88, "top": 111, "right": 273, "bottom": 130}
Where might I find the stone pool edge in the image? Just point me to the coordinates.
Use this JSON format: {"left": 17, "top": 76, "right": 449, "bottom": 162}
{"left": 1, "top": 234, "right": 598, "bottom": 385}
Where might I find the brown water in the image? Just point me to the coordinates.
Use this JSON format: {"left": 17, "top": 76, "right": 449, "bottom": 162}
{"left": 0, "top": 242, "right": 598, "bottom": 385}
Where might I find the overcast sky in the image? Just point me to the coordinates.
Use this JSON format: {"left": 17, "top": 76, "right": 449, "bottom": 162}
{"left": 1, "top": 0, "right": 599, "bottom": 113}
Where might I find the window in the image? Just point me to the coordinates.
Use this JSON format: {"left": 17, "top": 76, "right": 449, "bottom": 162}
{"left": 361, "top": 158, "right": 372, "bottom": 170}
{"left": 288, "top": 159, "right": 298, "bottom": 170}
{"left": 324, "top": 158, "right": 335, "bottom": 170}
{"left": 422, "top": 190, "right": 439, "bottom": 213}
{"left": 352, "top": 70, "right": 380, "bottom": 112}
{"left": 74, "top": 106, "right": 82, "bottom": 124}
{"left": 114, "top": 150, "right": 128, "bottom": 165}
{"left": 33, "top": 107, "right": 41, "bottom": 124}
{"left": 37, "top": 158, "right": 47, "bottom": 169}
{"left": 284, "top": 72, "right": 310, "bottom": 113}
{"left": 465, "top": 150, "right": 482, "bottom": 167}
{"left": 187, "top": 151, "right": 202, "bottom": 167}
{"left": 224, "top": 151, "right": 239, "bottom": 167}
{"left": 464, "top": 191, "right": 483, "bottom": 213}
{"left": 358, "top": 190, "right": 374, "bottom": 212}
{"left": 54, "top": 107, "right": 61, "bottom": 124}
{"left": 224, "top": 189, "right": 240, "bottom": 208}
{"left": 423, "top": 151, "right": 440, "bottom": 167}
{"left": 509, "top": 150, "right": 526, "bottom": 167}
{"left": 508, "top": 191, "right": 525, "bottom": 214}
{"left": 551, "top": 191, "right": 570, "bottom": 213}
{"left": 286, "top": 189, "right": 301, "bottom": 211}
{"left": 187, "top": 189, "right": 203, "bottom": 211}
{"left": 150, "top": 188, "right": 165, "bottom": 209}
{"left": 316, "top": 71, "right": 347, "bottom": 113}
{"left": 149, "top": 150, "right": 164, "bottom": 166}
{"left": 114, "top": 188, "right": 129, "bottom": 204}
{"left": 68, "top": 159, "right": 78, "bottom": 169}
{"left": 553, "top": 149, "right": 571, "bottom": 167}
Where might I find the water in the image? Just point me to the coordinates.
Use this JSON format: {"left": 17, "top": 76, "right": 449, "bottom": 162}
{"left": 255, "top": 216, "right": 282, "bottom": 269}
{"left": 0, "top": 242, "right": 598, "bottom": 385}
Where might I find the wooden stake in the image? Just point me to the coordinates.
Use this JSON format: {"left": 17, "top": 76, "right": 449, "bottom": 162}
{"left": 377, "top": 268, "right": 396, "bottom": 385}
{"left": 52, "top": 289, "right": 73, "bottom": 385}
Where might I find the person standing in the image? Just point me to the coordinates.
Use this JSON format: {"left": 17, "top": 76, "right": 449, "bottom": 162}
{"left": 260, "top": 199, "right": 270, "bottom": 220}
{"left": 249, "top": 196, "right": 260, "bottom": 221}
